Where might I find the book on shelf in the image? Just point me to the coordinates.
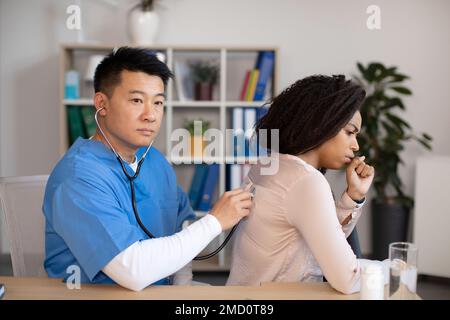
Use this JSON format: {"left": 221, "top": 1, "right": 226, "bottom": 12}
{"left": 245, "top": 69, "right": 259, "bottom": 102}
{"left": 239, "top": 70, "right": 251, "bottom": 101}
{"left": 263, "top": 77, "right": 273, "bottom": 102}
{"left": 256, "top": 106, "right": 269, "bottom": 120}
{"left": 256, "top": 106, "right": 269, "bottom": 156}
{"left": 197, "top": 164, "right": 220, "bottom": 212}
{"left": 244, "top": 108, "right": 257, "bottom": 157}
{"left": 232, "top": 108, "right": 245, "bottom": 157}
{"left": 67, "top": 106, "right": 85, "bottom": 145}
{"left": 188, "top": 164, "right": 209, "bottom": 210}
{"left": 188, "top": 164, "right": 220, "bottom": 212}
{"left": 226, "top": 164, "right": 241, "bottom": 191}
{"left": 253, "top": 51, "right": 275, "bottom": 101}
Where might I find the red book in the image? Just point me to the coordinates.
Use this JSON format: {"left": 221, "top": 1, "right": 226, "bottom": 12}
{"left": 239, "top": 70, "right": 251, "bottom": 101}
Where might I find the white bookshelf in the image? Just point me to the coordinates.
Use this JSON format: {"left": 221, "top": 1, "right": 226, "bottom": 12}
{"left": 59, "top": 44, "right": 278, "bottom": 271}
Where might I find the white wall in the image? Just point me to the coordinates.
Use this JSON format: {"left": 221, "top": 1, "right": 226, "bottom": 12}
{"left": 1, "top": 0, "right": 449, "bottom": 255}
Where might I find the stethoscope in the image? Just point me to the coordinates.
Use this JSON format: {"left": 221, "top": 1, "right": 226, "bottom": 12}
{"left": 94, "top": 107, "right": 236, "bottom": 260}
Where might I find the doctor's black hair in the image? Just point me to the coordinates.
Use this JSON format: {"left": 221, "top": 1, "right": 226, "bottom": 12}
{"left": 94, "top": 46, "right": 173, "bottom": 97}
{"left": 255, "top": 74, "right": 365, "bottom": 157}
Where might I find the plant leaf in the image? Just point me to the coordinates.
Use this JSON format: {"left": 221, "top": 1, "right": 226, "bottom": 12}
{"left": 381, "top": 120, "right": 403, "bottom": 136}
{"left": 386, "top": 74, "right": 410, "bottom": 83}
{"left": 380, "top": 97, "right": 405, "bottom": 110}
{"left": 357, "top": 62, "right": 368, "bottom": 80}
{"left": 416, "top": 138, "right": 432, "bottom": 150}
{"left": 385, "top": 112, "right": 411, "bottom": 129}
{"left": 390, "top": 86, "right": 412, "bottom": 95}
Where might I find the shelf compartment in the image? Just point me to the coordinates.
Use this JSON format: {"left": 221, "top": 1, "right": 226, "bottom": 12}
{"left": 63, "top": 98, "right": 93, "bottom": 106}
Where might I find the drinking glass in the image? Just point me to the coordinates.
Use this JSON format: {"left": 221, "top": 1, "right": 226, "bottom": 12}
{"left": 388, "top": 242, "right": 418, "bottom": 299}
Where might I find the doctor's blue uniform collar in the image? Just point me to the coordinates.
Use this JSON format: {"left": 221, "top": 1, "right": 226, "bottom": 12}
{"left": 80, "top": 137, "right": 148, "bottom": 169}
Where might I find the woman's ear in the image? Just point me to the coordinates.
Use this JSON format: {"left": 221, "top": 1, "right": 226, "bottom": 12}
{"left": 94, "top": 92, "right": 108, "bottom": 116}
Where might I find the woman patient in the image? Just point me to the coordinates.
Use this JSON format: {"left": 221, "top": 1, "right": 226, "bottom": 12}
{"left": 227, "top": 75, "right": 388, "bottom": 294}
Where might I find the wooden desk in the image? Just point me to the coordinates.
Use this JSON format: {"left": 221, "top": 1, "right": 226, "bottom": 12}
{"left": 0, "top": 276, "right": 359, "bottom": 300}
{"left": 0, "top": 277, "right": 420, "bottom": 300}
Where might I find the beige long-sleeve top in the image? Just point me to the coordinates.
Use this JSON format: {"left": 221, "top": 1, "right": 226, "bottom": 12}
{"left": 227, "top": 153, "right": 388, "bottom": 294}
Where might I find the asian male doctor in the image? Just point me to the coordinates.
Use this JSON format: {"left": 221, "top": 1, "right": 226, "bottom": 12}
{"left": 43, "top": 47, "right": 252, "bottom": 291}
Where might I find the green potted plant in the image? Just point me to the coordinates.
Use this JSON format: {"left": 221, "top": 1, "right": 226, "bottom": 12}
{"left": 184, "top": 119, "right": 211, "bottom": 157}
{"left": 189, "top": 60, "right": 219, "bottom": 101}
{"left": 354, "top": 62, "right": 433, "bottom": 259}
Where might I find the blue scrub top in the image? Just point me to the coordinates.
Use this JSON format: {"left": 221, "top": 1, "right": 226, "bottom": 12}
{"left": 43, "top": 138, "right": 195, "bottom": 285}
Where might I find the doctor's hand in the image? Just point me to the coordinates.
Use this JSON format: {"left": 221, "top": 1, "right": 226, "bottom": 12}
{"left": 209, "top": 188, "right": 253, "bottom": 231}
{"left": 346, "top": 156, "right": 375, "bottom": 202}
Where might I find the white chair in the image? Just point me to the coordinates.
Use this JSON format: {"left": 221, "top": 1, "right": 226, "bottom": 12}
{"left": 0, "top": 175, "right": 48, "bottom": 277}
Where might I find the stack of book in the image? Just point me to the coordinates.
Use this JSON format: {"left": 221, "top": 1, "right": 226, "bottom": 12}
{"left": 239, "top": 51, "right": 275, "bottom": 102}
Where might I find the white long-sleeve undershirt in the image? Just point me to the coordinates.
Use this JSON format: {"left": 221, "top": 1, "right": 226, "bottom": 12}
{"left": 102, "top": 213, "right": 222, "bottom": 291}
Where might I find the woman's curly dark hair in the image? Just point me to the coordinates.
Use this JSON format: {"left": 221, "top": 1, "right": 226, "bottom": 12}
{"left": 255, "top": 75, "right": 365, "bottom": 156}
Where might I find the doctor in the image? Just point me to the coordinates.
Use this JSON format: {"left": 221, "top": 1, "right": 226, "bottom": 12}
{"left": 43, "top": 47, "right": 252, "bottom": 291}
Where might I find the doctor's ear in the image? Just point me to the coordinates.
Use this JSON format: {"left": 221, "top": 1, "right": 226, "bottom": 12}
{"left": 94, "top": 92, "right": 108, "bottom": 116}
